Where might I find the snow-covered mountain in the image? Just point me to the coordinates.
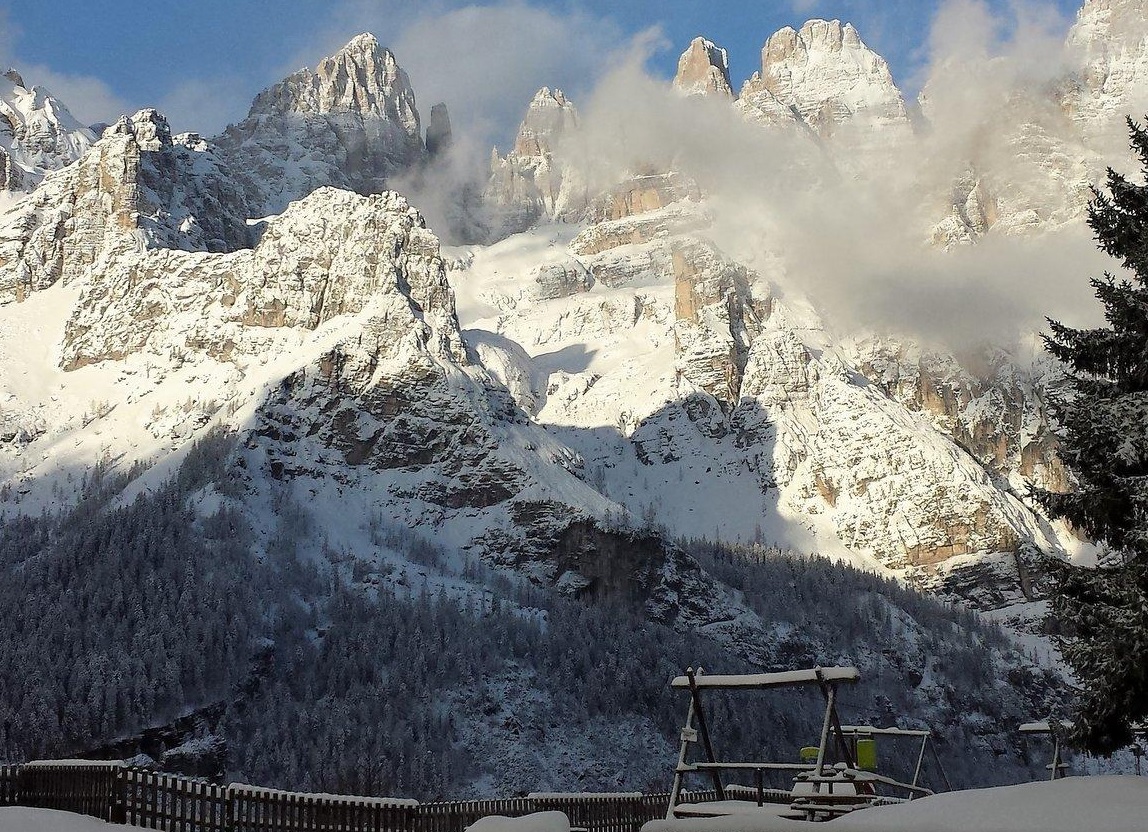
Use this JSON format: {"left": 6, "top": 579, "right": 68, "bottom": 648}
{"left": 0, "top": 69, "right": 94, "bottom": 196}
{"left": 6, "top": 6, "right": 1142, "bottom": 789}
{"left": 0, "top": 10, "right": 1127, "bottom": 623}
{"left": 214, "top": 33, "right": 428, "bottom": 217}
{"left": 741, "top": 19, "right": 913, "bottom": 171}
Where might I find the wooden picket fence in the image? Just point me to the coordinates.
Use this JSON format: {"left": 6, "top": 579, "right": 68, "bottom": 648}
{"left": 0, "top": 764, "right": 19, "bottom": 807}
{"left": 0, "top": 762, "right": 722, "bottom": 832}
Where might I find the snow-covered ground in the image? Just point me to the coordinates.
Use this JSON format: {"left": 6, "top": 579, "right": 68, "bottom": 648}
{"left": 0, "top": 808, "right": 139, "bottom": 832}
{"left": 6, "top": 777, "right": 1146, "bottom": 832}
{"left": 643, "top": 776, "right": 1148, "bottom": 832}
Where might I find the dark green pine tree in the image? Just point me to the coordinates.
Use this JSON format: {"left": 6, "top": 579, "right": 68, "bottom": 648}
{"left": 1039, "top": 116, "right": 1148, "bottom": 755}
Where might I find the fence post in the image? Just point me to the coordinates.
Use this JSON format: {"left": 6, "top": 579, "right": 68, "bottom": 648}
{"left": 109, "top": 767, "right": 126, "bottom": 824}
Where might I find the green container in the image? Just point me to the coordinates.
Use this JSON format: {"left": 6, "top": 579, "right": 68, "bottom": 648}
{"left": 799, "top": 746, "right": 820, "bottom": 763}
{"left": 856, "top": 737, "right": 878, "bottom": 772}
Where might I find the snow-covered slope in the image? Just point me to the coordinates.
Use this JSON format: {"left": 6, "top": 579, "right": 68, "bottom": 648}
{"left": 0, "top": 182, "right": 761, "bottom": 639}
{"left": 450, "top": 182, "right": 1075, "bottom": 618}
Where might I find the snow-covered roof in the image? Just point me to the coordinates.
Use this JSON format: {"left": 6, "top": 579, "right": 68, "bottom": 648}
{"left": 670, "top": 667, "right": 860, "bottom": 689}
{"left": 24, "top": 759, "right": 126, "bottom": 768}
{"left": 1019, "top": 721, "right": 1073, "bottom": 734}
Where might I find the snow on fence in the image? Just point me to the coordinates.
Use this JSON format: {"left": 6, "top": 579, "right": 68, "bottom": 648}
{"left": 17, "top": 760, "right": 125, "bottom": 822}
{"left": 0, "top": 763, "right": 725, "bottom": 832}
{"left": 418, "top": 797, "right": 535, "bottom": 832}
{"left": 123, "top": 769, "right": 229, "bottom": 832}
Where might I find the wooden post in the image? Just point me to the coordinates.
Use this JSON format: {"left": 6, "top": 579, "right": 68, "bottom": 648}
{"left": 911, "top": 735, "right": 928, "bottom": 790}
{"left": 814, "top": 679, "right": 836, "bottom": 773}
{"left": 668, "top": 671, "right": 700, "bottom": 817}
{"left": 685, "top": 667, "right": 725, "bottom": 800}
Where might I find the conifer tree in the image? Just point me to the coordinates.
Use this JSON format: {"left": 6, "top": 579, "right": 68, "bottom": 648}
{"left": 1039, "top": 116, "right": 1148, "bottom": 754}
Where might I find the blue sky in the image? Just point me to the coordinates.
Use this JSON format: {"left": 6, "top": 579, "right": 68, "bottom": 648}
{"left": 0, "top": 0, "right": 1086, "bottom": 143}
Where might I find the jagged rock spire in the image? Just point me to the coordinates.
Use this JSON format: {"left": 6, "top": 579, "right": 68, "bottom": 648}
{"left": 247, "top": 32, "right": 420, "bottom": 132}
{"left": 426, "top": 102, "right": 452, "bottom": 158}
{"left": 674, "top": 37, "right": 733, "bottom": 98}
{"left": 753, "top": 19, "right": 909, "bottom": 134}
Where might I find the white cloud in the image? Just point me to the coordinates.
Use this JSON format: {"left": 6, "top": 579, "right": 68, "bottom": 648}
{"left": 158, "top": 77, "right": 253, "bottom": 137}
{"left": 545, "top": 2, "right": 1113, "bottom": 349}
{"left": 14, "top": 63, "right": 134, "bottom": 127}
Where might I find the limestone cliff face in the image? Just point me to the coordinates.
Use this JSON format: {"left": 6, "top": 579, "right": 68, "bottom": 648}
{"left": 673, "top": 38, "right": 734, "bottom": 98}
{"left": 1063, "top": 0, "right": 1148, "bottom": 143}
{"left": 215, "top": 33, "right": 426, "bottom": 217}
{"left": 484, "top": 88, "right": 586, "bottom": 238}
{"left": 0, "top": 109, "right": 250, "bottom": 303}
{"left": 849, "top": 339, "right": 1069, "bottom": 495}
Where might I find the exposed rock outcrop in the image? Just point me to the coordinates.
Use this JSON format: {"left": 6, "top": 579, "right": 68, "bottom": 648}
{"left": 673, "top": 38, "right": 734, "bottom": 98}
{"left": 426, "top": 102, "right": 453, "bottom": 158}
{"left": 0, "top": 108, "right": 250, "bottom": 303}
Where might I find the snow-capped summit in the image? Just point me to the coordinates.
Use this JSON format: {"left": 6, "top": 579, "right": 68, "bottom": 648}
{"left": 673, "top": 37, "right": 734, "bottom": 98}
{"left": 215, "top": 33, "right": 426, "bottom": 216}
{"left": 247, "top": 32, "right": 420, "bottom": 129}
{"left": 747, "top": 19, "right": 911, "bottom": 138}
{"left": 0, "top": 68, "right": 95, "bottom": 192}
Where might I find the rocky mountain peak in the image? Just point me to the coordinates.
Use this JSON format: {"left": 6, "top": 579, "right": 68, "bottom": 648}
{"left": 674, "top": 37, "right": 733, "bottom": 98}
{"left": 247, "top": 32, "right": 419, "bottom": 128}
{"left": 0, "top": 69, "right": 94, "bottom": 191}
{"left": 215, "top": 33, "right": 426, "bottom": 217}
{"left": 1064, "top": 0, "right": 1148, "bottom": 138}
{"left": 513, "top": 87, "right": 579, "bottom": 157}
{"left": 483, "top": 88, "right": 586, "bottom": 239}
{"left": 755, "top": 17, "right": 909, "bottom": 135}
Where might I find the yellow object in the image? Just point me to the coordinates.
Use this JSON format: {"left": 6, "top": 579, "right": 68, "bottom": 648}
{"left": 856, "top": 738, "right": 878, "bottom": 771}
{"left": 799, "top": 746, "right": 820, "bottom": 763}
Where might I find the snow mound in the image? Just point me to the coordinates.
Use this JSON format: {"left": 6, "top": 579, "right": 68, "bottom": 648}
{"left": 834, "top": 776, "right": 1148, "bottom": 832}
{"left": 467, "top": 811, "right": 570, "bottom": 832}
{"left": 644, "top": 776, "right": 1148, "bottom": 832}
